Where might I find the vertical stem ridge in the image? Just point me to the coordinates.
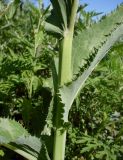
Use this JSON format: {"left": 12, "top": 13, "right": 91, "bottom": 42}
{"left": 53, "top": 1, "right": 79, "bottom": 160}
{"left": 58, "top": 32, "right": 73, "bottom": 85}
{"left": 69, "top": 0, "right": 79, "bottom": 33}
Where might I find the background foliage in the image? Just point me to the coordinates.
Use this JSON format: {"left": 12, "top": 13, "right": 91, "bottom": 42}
{"left": 66, "top": 43, "right": 123, "bottom": 160}
{"left": 0, "top": 0, "right": 123, "bottom": 160}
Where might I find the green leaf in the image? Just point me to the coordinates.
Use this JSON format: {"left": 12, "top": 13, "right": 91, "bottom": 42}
{"left": 57, "top": 0, "right": 67, "bottom": 29}
{"left": 59, "top": 23, "right": 123, "bottom": 122}
{"left": 47, "top": 0, "right": 73, "bottom": 34}
{"left": 51, "top": 58, "right": 58, "bottom": 92}
{"left": 3, "top": 143, "right": 38, "bottom": 160}
{"left": 0, "top": 118, "right": 50, "bottom": 160}
{"left": 0, "top": 1, "right": 5, "bottom": 16}
{"left": 38, "top": 143, "right": 51, "bottom": 160}
{"left": 21, "top": 70, "right": 42, "bottom": 98}
{"left": 35, "top": 30, "right": 44, "bottom": 51}
{"left": 14, "top": 135, "right": 42, "bottom": 157}
{"left": 42, "top": 98, "right": 54, "bottom": 136}
{"left": 7, "top": 0, "right": 20, "bottom": 19}
{"left": 95, "top": 151, "right": 107, "bottom": 159}
{"left": 21, "top": 99, "right": 33, "bottom": 127}
{"left": 0, "top": 118, "right": 28, "bottom": 144}
{"left": 0, "top": 150, "right": 4, "bottom": 157}
{"left": 45, "top": 22, "right": 63, "bottom": 35}
{"left": 48, "top": 0, "right": 67, "bottom": 30}
{"left": 72, "top": 5, "right": 123, "bottom": 75}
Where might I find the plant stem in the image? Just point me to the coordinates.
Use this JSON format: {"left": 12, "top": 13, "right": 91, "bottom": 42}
{"left": 58, "top": 33, "right": 73, "bottom": 85}
{"left": 53, "top": 129, "right": 66, "bottom": 160}
{"left": 53, "top": 1, "right": 78, "bottom": 160}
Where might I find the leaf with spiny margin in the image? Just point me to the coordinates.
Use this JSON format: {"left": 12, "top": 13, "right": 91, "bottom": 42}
{"left": 41, "top": 57, "right": 59, "bottom": 134}
{"left": 14, "top": 135, "right": 42, "bottom": 158}
{"left": 0, "top": 118, "right": 50, "bottom": 160}
{"left": 38, "top": 143, "right": 51, "bottom": 160}
{"left": 72, "top": 5, "right": 123, "bottom": 75}
{"left": 41, "top": 96, "right": 54, "bottom": 136}
{"left": 0, "top": 118, "right": 28, "bottom": 144}
{"left": 59, "top": 23, "right": 123, "bottom": 122}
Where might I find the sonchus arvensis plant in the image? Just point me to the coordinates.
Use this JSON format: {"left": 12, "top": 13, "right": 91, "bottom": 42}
{"left": 0, "top": 0, "right": 123, "bottom": 160}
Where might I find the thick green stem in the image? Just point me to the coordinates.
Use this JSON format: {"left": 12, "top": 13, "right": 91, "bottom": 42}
{"left": 53, "top": 129, "right": 66, "bottom": 160}
{"left": 58, "top": 33, "right": 73, "bottom": 85}
{"left": 53, "top": 1, "right": 79, "bottom": 160}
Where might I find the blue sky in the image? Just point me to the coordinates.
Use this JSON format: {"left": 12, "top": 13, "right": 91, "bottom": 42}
{"left": 81, "top": 0, "right": 123, "bottom": 14}
{"left": 43, "top": 0, "right": 123, "bottom": 15}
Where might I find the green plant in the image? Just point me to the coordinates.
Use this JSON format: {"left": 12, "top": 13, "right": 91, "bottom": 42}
{"left": 0, "top": 149, "right": 4, "bottom": 157}
{"left": 76, "top": 133, "right": 123, "bottom": 160}
{"left": 66, "top": 42, "right": 123, "bottom": 160}
{"left": 0, "top": 0, "right": 123, "bottom": 160}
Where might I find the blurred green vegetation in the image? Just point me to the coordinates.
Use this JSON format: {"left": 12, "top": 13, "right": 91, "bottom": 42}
{"left": 0, "top": 0, "right": 123, "bottom": 159}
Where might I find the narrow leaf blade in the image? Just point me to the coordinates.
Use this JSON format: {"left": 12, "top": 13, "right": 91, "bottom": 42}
{"left": 72, "top": 5, "right": 123, "bottom": 74}
{"left": 59, "top": 23, "right": 123, "bottom": 121}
